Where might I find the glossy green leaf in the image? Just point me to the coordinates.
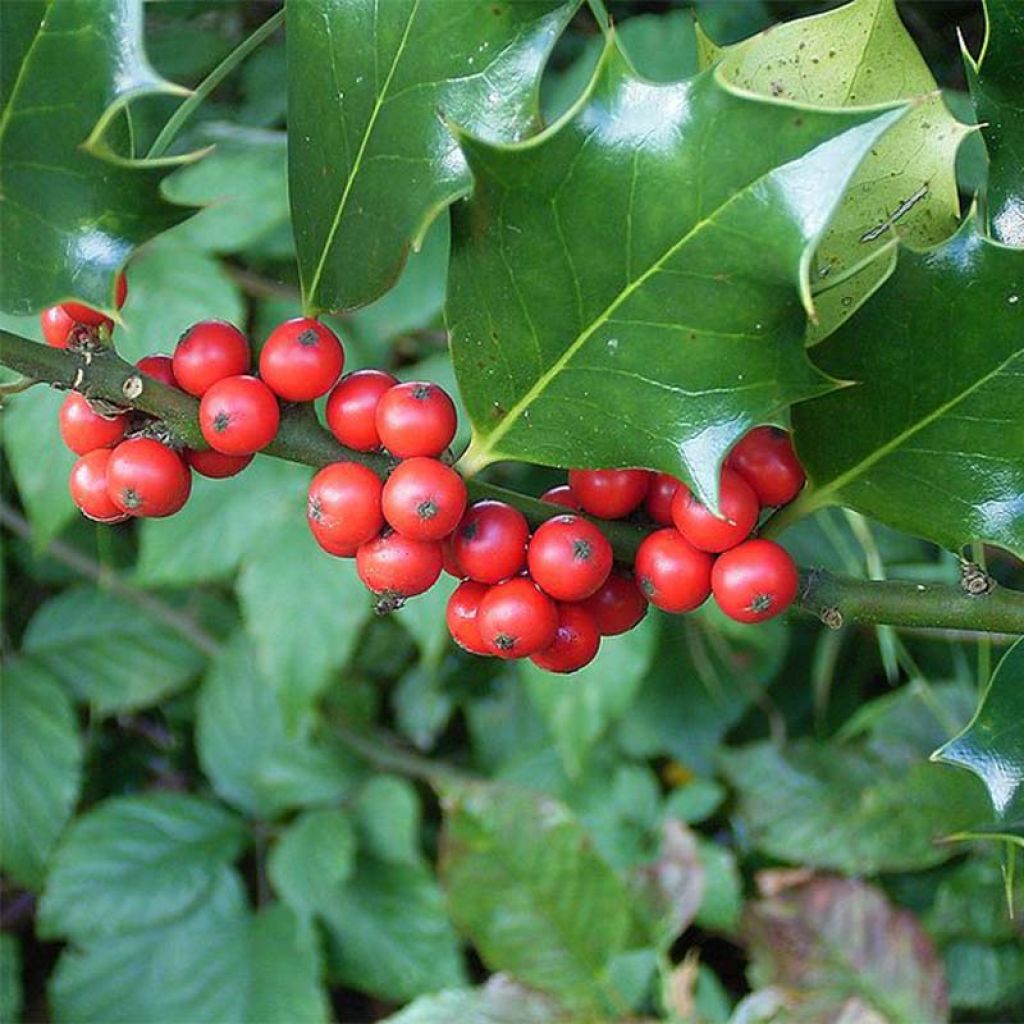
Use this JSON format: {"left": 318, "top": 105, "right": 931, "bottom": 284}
{"left": 196, "top": 632, "right": 354, "bottom": 819}
{"left": 0, "top": 0, "right": 190, "bottom": 315}
{"left": 288, "top": 0, "right": 578, "bottom": 312}
{"left": 521, "top": 615, "right": 658, "bottom": 777}
{"left": 439, "top": 781, "right": 637, "bottom": 1013}
{"left": 0, "top": 660, "right": 82, "bottom": 889}
{"left": 744, "top": 873, "right": 948, "bottom": 1024}
{"left": 352, "top": 774, "right": 423, "bottom": 865}
{"left": 935, "top": 638, "right": 1024, "bottom": 832}
{"left": 703, "top": 0, "right": 967, "bottom": 342}
{"left": 943, "top": 940, "right": 1024, "bottom": 1011}
{"left": 39, "top": 793, "right": 247, "bottom": 943}
{"left": 450, "top": 39, "right": 905, "bottom": 505}
{"left": 792, "top": 220, "right": 1024, "bottom": 558}
{"left": 720, "top": 738, "right": 991, "bottom": 873}
{"left": 966, "top": 0, "right": 1024, "bottom": 245}
{"left": 0, "top": 934, "right": 22, "bottom": 1024}
{"left": 23, "top": 585, "right": 207, "bottom": 713}
{"left": 50, "top": 873, "right": 328, "bottom": 1024}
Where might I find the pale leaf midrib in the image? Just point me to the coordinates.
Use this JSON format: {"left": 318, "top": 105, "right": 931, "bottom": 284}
{"left": 304, "top": 0, "right": 422, "bottom": 307}
{"left": 0, "top": 5, "right": 51, "bottom": 158}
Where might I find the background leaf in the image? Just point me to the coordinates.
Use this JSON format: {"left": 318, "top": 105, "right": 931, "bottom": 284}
{"left": 288, "top": 0, "right": 578, "bottom": 312}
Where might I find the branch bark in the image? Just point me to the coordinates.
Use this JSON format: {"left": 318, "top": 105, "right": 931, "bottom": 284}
{"left": 2, "top": 327, "right": 1022, "bottom": 636}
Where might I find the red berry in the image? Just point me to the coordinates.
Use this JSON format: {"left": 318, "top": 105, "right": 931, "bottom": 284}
{"left": 375, "top": 381, "right": 457, "bottom": 458}
{"left": 442, "top": 536, "right": 466, "bottom": 578}
{"left": 476, "top": 577, "right": 558, "bottom": 660}
{"left": 670, "top": 468, "right": 759, "bottom": 553}
{"left": 382, "top": 457, "right": 467, "bottom": 542}
{"left": 259, "top": 317, "right": 345, "bottom": 402}
{"left": 69, "top": 450, "right": 129, "bottom": 523}
{"left": 726, "top": 426, "right": 805, "bottom": 507}
{"left": 712, "top": 539, "right": 799, "bottom": 624}
{"left": 172, "top": 321, "right": 250, "bottom": 396}
{"left": 645, "top": 473, "right": 682, "bottom": 526}
{"left": 568, "top": 468, "right": 649, "bottom": 519}
{"left": 530, "top": 603, "right": 600, "bottom": 673}
{"left": 185, "top": 449, "right": 253, "bottom": 479}
{"left": 106, "top": 439, "right": 192, "bottom": 518}
{"left": 325, "top": 369, "right": 397, "bottom": 451}
{"left": 634, "top": 528, "right": 713, "bottom": 613}
{"left": 356, "top": 530, "right": 443, "bottom": 601}
{"left": 582, "top": 570, "right": 648, "bottom": 636}
{"left": 136, "top": 354, "right": 178, "bottom": 388}
{"left": 115, "top": 272, "right": 128, "bottom": 310}
{"left": 199, "top": 375, "right": 279, "bottom": 455}
{"left": 40, "top": 307, "right": 77, "bottom": 348}
{"left": 308, "top": 462, "right": 384, "bottom": 554}
{"left": 539, "top": 484, "right": 581, "bottom": 510}
{"left": 58, "top": 393, "right": 126, "bottom": 455}
{"left": 453, "top": 501, "right": 529, "bottom": 584}
{"left": 60, "top": 301, "right": 109, "bottom": 326}
{"left": 527, "top": 514, "right": 613, "bottom": 601}
{"left": 446, "top": 580, "right": 491, "bottom": 655}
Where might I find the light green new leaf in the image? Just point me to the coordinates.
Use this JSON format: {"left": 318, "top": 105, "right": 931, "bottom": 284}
{"left": 0, "top": 660, "right": 82, "bottom": 889}
{"left": 39, "top": 793, "right": 247, "bottom": 943}
{"left": 966, "top": 0, "right": 1024, "bottom": 245}
{"left": 439, "top": 781, "right": 637, "bottom": 1013}
{"left": 451, "top": 39, "right": 905, "bottom": 506}
{"left": 23, "top": 585, "right": 207, "bottom": 713}
{"left": 383, "top": 977, "right": 566, "bottom": 1024}
{"left": 50, "top": 873, "right": 328, "bottom": 1024}
{"left": 935, "top": 638, "right": 1024, "bottom": 833}
{"left": 196, "top": 633, "right": 354, "bottom": 819}
{"left": 0, "top": 0, "right": 191, "bottom": 314}
{"left": 792, "top": 220, "right": 1024, "bottom": 559}
{"left": 521, "top": 614, "right": 658, "bottom": 777}
{"left": 288, "top": 0, "right": 578, "bottom": 313}
{"left": 702, "top": 0, "right": 968, "bottom": 342}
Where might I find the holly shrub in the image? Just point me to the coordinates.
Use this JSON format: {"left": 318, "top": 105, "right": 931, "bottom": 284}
{"left": 1, "top": 0, "right": 1022, "bottom": 1021}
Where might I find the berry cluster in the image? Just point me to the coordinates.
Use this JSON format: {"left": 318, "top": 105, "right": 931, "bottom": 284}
{"left": 42, "top": 283, "right": 805, "bottom": 674}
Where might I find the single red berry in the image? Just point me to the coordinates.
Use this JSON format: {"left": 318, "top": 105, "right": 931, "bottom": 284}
{"left": 59, "top": 301, "right": 109, "bottom": 327}
{"left": 308, "top": 462, "right": 384, "bottom": 553}
{"left": 712, "top": 539, "right": 799, "bottom": 624}
{"left": 446, "top": 580, "right": 491, "bottom": 656}
{"left": 568, "top": 468, "right": 649, "bottom": 519}
{"left": 581, "top": 570, "right": 648, "bottom": 636}
{"left": 69, "top": 450, "right": 129, "bottom": 523}
{"left": 199, "top": 375, "right": 279, "bottom": 455}
{"left": 726, "top": 426, "right": 806, "bottom": 507}
{"left": 115, "top": 272, "right": 128, "bottom": 310}
{"left": 259, "top": 317, "right": 345, "bottom": 402}
{"left": 476, "top": 577, "right": 558, "bottom": 660}
{"left": 58, "top": 393, "right": 126, "bottom": 455}
{"left": 634, "top": 528, "right": 713, "bottom": 613}
{"left": 530, "top": 603, "right": 601, "bottom": 673}
{"left": 527, "top": 515, "right": 613, "bottom": 601}
{"left": 645, "top": 473, "right": 682, "bottom": 526}
{"left": 381, "top": 457, "right": 467, "bottom": 542}
{"left": 539, "top": 484, "right": 581, "bottom": 510}
{"left": 325, "top": 369, "right": 397, "bottom": 451}
{"left": 186, "top": 449, "right": 253, "bottom": 479}
{"left": 40, "top": 306, "right": 77, "bottom": 348}
{"left": 453, "top": 500, "right": 529, "bottom": 584}
{"left": 106, "top": 438, "right": 192, "bottom": 518}
{"left": 356, "top": 530, "right": 443, "bottom": 602}
{"left": 375, "top": 381, "right": 457, "bottom": 458}
{"left": 670, "top": 468, "right": 759, "bottom": 553}
{"left": 442, "top": 536, "right": 466, "bottom": 578}
{"left": 172, "top": 320, "right": 250, "bottom": 396}
{"left": 136, "top": 354, "right": 178, "bottom": 388}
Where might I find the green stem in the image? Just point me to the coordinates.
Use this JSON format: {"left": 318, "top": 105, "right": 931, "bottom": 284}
{"left": 2, "top": 328, "right": 1023, "bottom": 636}
{"left": 146, "top": 8, "right": 285, "bottom": 160}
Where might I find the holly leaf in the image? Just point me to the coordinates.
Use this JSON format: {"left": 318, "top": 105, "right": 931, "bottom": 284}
{"left": 966, "top": 0, "right": 1024, "bottom": 245}
{"left": 0, "top": 0, "right": 191, "bottom": 315}
{"left": 743, "top": 872, "right": 949, "bottom": 1024}
{"left": 450, "top": 39, "right": 905, "bottom": 506}
{"left": 288, "top": 0, "right": 578, "bottom": 313}
{"left": 935, "top": 637, "right": 1024, "bottom": 834}
{"left": 791, "top": 220, "right": 1024, "bottom": 559}
{"left": 702, "top": 0, "right": 968, "bottom": 341}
